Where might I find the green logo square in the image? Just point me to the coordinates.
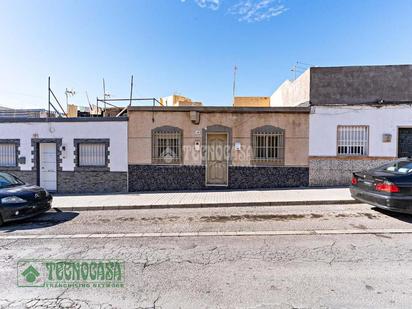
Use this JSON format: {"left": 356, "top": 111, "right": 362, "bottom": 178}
{"left": 17, "top": 260, "right": 46, "bottom": 287}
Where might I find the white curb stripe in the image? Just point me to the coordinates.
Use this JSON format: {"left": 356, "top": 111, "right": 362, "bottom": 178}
{"left": 0, "top": 229, "right": 412, "bottom": 239}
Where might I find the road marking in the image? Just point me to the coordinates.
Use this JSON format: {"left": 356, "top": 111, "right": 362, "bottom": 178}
{"left": 1, "top": 229, "right": 412, "bottom": 239}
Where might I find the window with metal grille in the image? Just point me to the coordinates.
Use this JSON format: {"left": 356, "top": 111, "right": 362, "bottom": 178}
{"left": 0, "top": 144, "right": 16, "bottom": 167}
{"left": 152, "top": 126, "right": 182, "bottom": 164}
{"left": 337, "top": 125, "right": 369, "bottom": 156}
{"left": 251, "top": 126, "right": 284, "bottom": 165}
{"left": 78, "top": 143, "right": 106, "bottom": 166}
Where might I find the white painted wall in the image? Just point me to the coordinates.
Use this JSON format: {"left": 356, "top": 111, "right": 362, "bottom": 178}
{"left": 270, "top": 69, "right": 310, "bottom": 107}
{"left": 0, "top": 120, "right": 128, "bottom": 171}
{"left": 309, "top": 105, "right": 412, "bottom": 157}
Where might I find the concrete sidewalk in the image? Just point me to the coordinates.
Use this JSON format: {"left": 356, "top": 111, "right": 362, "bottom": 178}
{"left": 52, "top": 187, "right": 357, "bottom": 211}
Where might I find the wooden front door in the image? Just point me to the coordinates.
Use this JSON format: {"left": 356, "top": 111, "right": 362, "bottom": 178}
{"left": 206, "top": 133, "right": 228, "bottom": 185}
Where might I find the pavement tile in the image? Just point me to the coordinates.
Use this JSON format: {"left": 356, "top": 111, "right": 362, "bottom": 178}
{"left": 52, "top": 188, "right": 355, "bottom": 211}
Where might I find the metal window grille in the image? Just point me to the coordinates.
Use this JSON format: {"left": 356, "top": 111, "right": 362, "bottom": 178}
{"left": 337, "top": 126, "right": 369, "bottom": 156}
{"left": 252, "top": 130, "right": 284, "bottom": 165}
{"left": 152, "top": 131, "right": 182, "bottom": 164}
{"left": 0, "top": 144, "right": 16, "bottom": 167}
{"left": 78, "top": 143, "right": 106, "bottom": 166}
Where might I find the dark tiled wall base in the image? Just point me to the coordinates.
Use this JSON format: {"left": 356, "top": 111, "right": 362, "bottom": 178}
{"left": 1, "top": 170, "right": 36, "bottom": 185}
{"left": 128, "top": 165, "right": 309, "bottom": 192}
{"left": 229, "top": 166, "right": 309, "bottom": 189}
{"left": 128, "top": 165, "right": 205, "bottom": 191}
{"left": 0, "top": 170, "right": 127, "bottom": 193}
{"left": 58, "top": 171, "right": 127, "bottom": 193}
{"left": 309, "top": 158, "right": 393, "bottom": 186}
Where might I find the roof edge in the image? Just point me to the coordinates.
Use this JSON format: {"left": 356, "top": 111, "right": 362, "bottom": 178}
{"left": 311, "top": 100, "right": 412, "bottom": 106}
{"left": 310, "top": 64, "right": 412, "bottom": 70}
{"left": 0, "top": 117, "right": 128, "bottom": 123}
{"left": 127, "top": 106, "right": 310, "bottom": 113}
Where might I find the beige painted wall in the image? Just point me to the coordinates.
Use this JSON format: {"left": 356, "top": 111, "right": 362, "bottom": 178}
{"left": 233, "top": 97, "right": 270, "bottom": 107}
{"left": 161, "top": 95, "right": 203, "bottom": 106}
{"left": 128, "top": 110, "right": 309, "bottom": 166}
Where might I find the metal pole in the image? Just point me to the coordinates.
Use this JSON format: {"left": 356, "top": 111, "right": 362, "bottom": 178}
{"left": 86, "top": 92, "right": 92, "bottom": 111}
{"left": 152, "top": 98, "right": 155, "bottom": 122}
{"left": 48, "top": 77, "right": 51, "bottom": 117}
{"left": 129, "top": 75, "right": 134, "bottom": 106}
{"left": 103, "top": 78, "right": 106, "bottom": 113}
{"left": 50, "top": 89, "right": 67, "bottom": 117}
{"left": 232, "top": 65, "right": 237, "bottom": 103}
{"left": 65, "top": 88, "right": 68, "bottom": 116}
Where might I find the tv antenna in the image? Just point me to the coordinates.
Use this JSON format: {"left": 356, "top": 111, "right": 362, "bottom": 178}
{"left": 102, "top": 78, "right": 111, "bottom": 111}
{"left": 65, "top": 88, "right": 76, "bottom": 114}
{"left": 291, "top": 61, "right": 316, "bottom": 80}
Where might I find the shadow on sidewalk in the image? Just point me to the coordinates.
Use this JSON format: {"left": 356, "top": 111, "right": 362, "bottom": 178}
{"left": 0, "top": 210, "right": 79, "bottom": 233}
{"left": 372, "top": 207, "right": 412, "bottom": 224}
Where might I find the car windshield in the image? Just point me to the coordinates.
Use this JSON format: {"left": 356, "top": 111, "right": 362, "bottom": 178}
{"left": 0, "top": 173, "right": 24, "bottom": 188}
{"left": 380, "top": 160, "right": 412, "bottom": 174}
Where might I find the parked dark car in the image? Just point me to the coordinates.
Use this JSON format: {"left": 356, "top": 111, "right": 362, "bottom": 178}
{"left": 0, "top": 172, "right": 52, "bottom": 225}
{"left": 350, "top": 158, "right": 412, "bottom": 214}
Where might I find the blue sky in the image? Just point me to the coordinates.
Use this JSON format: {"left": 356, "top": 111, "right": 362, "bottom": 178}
{"left": 1, "top": 0, "right": 412, "bottom": 109}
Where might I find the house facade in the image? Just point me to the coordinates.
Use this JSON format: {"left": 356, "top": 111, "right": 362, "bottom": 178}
{"left": 271, "top": 64, "right": 412, "bottom": 186}
{"left": 0, "top": 117, "right": 128, "bottom": 193}
{"left": 127, "top": 106, "right": 310, "bottom": 191}
{"left": 2, "top": 64, "right": 411, "bottom": 193}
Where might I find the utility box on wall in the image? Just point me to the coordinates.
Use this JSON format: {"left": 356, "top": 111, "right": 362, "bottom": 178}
{"left": 190, "top": 111, "right": 200, "bottom": 124}
{"left": 382, "top": 134, "right": 392, "bottom": 143}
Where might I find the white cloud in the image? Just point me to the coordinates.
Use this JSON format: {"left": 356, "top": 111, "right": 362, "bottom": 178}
{"left": 228, "top": 0, "right": 288, "bottom": 22}
{"left": 180, "top": 0, "right": 288, "bottom": 22}
{"left": 181, "top": 0, "right": 221, "bottom": 11}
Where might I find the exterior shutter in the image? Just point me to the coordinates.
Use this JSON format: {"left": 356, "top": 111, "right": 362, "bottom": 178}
{"left": 0, "top": 144, "right": 16, "bottom": 167}
{"left": 79, "top": 143, "right": 106, "bottom": 166}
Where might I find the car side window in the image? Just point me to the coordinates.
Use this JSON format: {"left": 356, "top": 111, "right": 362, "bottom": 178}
{"left": 0, "top": 175, "right": 10, "bottom": 188}
{"left": 384, "top": 161, "right": 412, "bottom": 174}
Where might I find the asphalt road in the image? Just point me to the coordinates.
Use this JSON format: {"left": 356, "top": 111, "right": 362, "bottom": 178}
{"left": 1, "top": 203, "right": 412, "bottom": 235}
{"left": 0, "top": 204, "right": 411, "bottom": 308}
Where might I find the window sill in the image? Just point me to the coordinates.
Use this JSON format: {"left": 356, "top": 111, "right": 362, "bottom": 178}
{"left": 151, "top": 163, "right": 183, "bottom": 166}
{"left": 74, "top": 166, "right": 110, "bottom": 172}
{"left": 336, "top": 155, "right": 369, "bottom": 158}
{"left": 0, "top": 166, "right": 20, "bottom": 171}
{"left": 151, "top": 160, "right": 183, "bottom": 165}
{"left": 250, "top": 160, "right": 284, "bottom": 167}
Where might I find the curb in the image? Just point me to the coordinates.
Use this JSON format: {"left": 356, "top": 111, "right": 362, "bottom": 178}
{"left": 1, "top": 228, "right": 411, "bottom": 240}
{"left": 53, "top": 199, "right": 360, "bottom": 211}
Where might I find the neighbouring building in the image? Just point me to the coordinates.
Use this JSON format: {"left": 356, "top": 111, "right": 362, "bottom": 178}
{"left": 271, "top": 64, "right": 412, "bottom": 186}
{"left": 67, "top": 104, "right": 102, "bottom": 117}
{"left": 160, "top": 94, "right": 202, "bottom": 107}
{"left": 233, "top": 97, "right": 270, "bottom": 107}
{"left": 127, "top": 106, "right": 309, "bottom": 191}
{"left": 0, "top": 105, "right": 52, "bottom": 118}
{"left": 0, "top": 117, "right": 128, "bottom": 193}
